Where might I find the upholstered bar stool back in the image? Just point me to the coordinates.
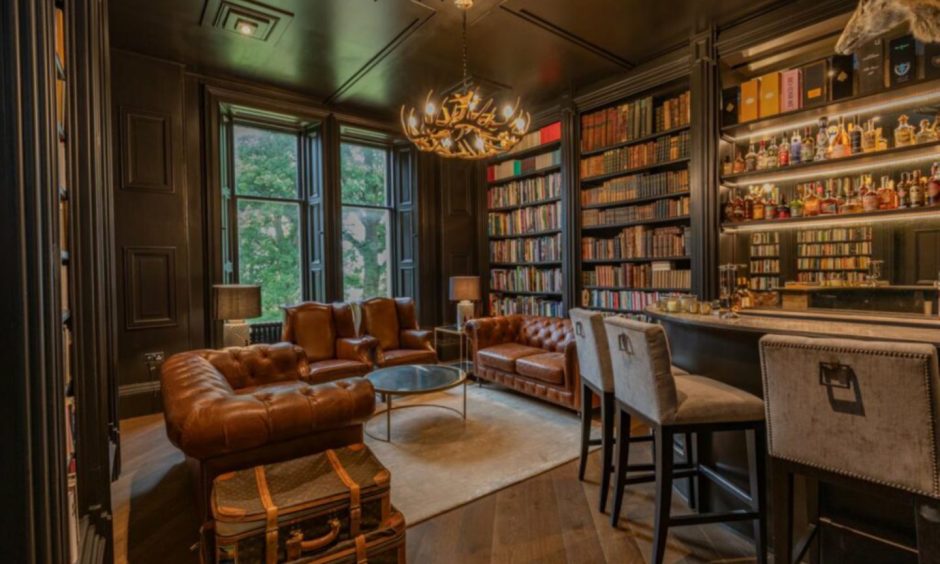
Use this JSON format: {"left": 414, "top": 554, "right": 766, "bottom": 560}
{"left": 760, "top": 335, "right": 940, "bottom": 499}
{"left": 569, "top": 308, "right": 614, "bottom": 394}
{"left": 603, "top": 317, "right": 679, "bottom": 424}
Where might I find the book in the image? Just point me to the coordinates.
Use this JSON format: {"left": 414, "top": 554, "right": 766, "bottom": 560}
{"left": 829, "top": 54, "right": 855, "bottom": 100}
{"left": 856, "top": 38, "right": 885, "bottom": 94}
{"left": 889, "top": 34, "right": 916, "bottom": 87}
{"left": 739, "top": 79, "right": 759, "bottom": 122}
{"left": 780, "top": 69, "right": 802, "bottom": 112}
{"left": 925, "top": 42, "right": 940, "bottom": 80}
{"left": 801, "top": 60, "right": 827, "bottom": 108}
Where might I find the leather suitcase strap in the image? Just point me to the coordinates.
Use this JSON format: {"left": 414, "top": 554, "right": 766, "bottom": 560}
{"left": 254, "top": 466, "right": 279, "bottom": 564}
{"left": 325, "top": 449, "right": 362, "bottom": 536}
{"left": 355, "top": 535, "right": 367, "bottom": 564}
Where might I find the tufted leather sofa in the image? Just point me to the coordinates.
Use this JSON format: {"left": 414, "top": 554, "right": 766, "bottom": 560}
{"left": 160, "top": 342, "right": 375, "bottom": 517}
{"left": 282, "top": 301, "right": 376, "bottom": 383}
{"left": 466, "top": 315, "right": 581, "bottom": 410}
{"left": 360, "top": 297, "right": 438, "bottom": 367}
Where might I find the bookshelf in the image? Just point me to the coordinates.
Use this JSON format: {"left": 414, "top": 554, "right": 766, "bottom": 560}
{"left": 485, "top": 121, "right": 566, "bottom": 317}
{"left": 576, "top": 82, "right": 693, "bottom": 318}
{"left": 796, "top": 226, "right": 873, "bottom": 285}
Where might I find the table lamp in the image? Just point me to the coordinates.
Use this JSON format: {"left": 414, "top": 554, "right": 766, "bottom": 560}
{"left": 213, "top": 284, "right": 261, "bottom": 347}
{"left": 449, "top": 276, "right": 480, "bottom": 328}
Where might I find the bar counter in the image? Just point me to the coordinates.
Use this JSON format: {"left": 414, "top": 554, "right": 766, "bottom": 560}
{"left": 645, "top": 306, "right": 934, "bottom": 561}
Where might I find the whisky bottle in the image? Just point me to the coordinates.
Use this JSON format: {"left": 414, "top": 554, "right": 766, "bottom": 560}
{"left": 723, "top": 192, "right": 736, "bottom": 222}
{"left": 789, "top": 186, "right": 804, "bottom": 218}
{"left": 831, "top": 118, "right": 849, "bottom": 159}
{"left": 896, "top": 173, "right": 910, "bottom": 208}
{"left": 910, "top": 171, "right": 925, "bottom": 207}
{"left": 842, "top": 178, "right": 863, "bottom": 214}
{"left": 815, "top": 118, "right": 829, "bottom": 161}
{"left": 916, "top": 119, "right": 939, "bottom": 144}
{"left": 861, "top": 118, "right": 878, "bottom": 153}
{"left": 895, "top": 114, "right": 915, "bottom": 147}
{"left": 929, "top": 162, "right": 940, "bottom": 206}
{"left": 861, "top": 174, "right": 880, "bottom": 212}
{"left": 751, "top": 188, "right": 766, "bottom": 221}
{"left": 732, "top": 189, "right": 746, "bottom": 221}
{"left": 877, "top": 174, "right": 898, "bottom": 210}
{"left": 733, "top": 150, "right": 746, "bottom": 174}
{"left": 778, "top": 136, "right": 790, "bottom": 167}
{"left": 745, "top": 143, "right": 758, "bottom": 172}
{"left": 790, "top": 130, "right": 802, "bottom": 165}
{"left": 850, "top": 117, "right": 863, "bottom": 154}
{"left": 744, "top": 188, "right": 754, "bottom": 220}
{"left": 821, "top": 180, "right": 839, "bottom": 215}
{"left": 803, "top": 182, "right": 821, "bottom": 216}
{"left": 722, "top": 156, "right": 733, "bottom": 177}
{"left": 777, "top": 195, "right": 791, "bottom": 219}
{"left": 757, "top": 140, "right": 768, "bottom": 170}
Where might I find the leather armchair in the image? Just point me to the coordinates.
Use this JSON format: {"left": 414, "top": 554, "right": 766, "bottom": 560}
{"left": 360, "top": 297, "right": 437, "bottom": 367}
{"left": 466, "top": 315, "right": 580, "bottom": 410}
{"left": 160, "top": 343, "right": 375, "bottom": 517}
{"left": 282, "top": 301, "right": 376, "bottom": 383}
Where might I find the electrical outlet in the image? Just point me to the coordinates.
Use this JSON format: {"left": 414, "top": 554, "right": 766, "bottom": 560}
{"left": 143, "top": 352, "right": 165, "bottom": 364}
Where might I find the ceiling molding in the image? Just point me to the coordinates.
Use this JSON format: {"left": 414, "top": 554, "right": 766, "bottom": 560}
{"left": 324, "top": 11, "right": 437, "bottom": 105}
{"left": 574, "top": 48, "right": 690, "bottom": 112}
{"left": 499, "top": 6, "right": 635, "bottom": 70}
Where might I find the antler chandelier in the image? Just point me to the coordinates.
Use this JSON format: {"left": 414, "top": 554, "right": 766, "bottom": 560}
{"left": 400, "top": 0, "right": 530, "bottom": 159}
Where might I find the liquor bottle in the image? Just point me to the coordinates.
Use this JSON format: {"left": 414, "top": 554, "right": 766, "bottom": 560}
{"left": 830, "top": 118, "right": 850, "bottom": 159}
{"left": 897, "top": 173, "right": 910, "bottom": 208}
{"left": 757, "top": 140, "right": 768, "bottom": 170}
{"left": 916, "top": 119, "right": 939, "bottom": 144}
{"left": 815, "top": 118, "right": 829, "bottom": 161}
{"left": 744, "top": 188, "right": 754, "bottom": 220}
{"left": 821, "top": 180, "right": 839, "bottom": 215}
{"left": 732, "top": 189, "right": 747, "bottom": 221}
{"left": 800, "top": 128, "right": 815, "bottom": 163}
{"left": 789, "top": 187, "right": 804, "bottom": 217}
{"left": 751, "top": 187, "right": 766, "bottom": 221}
{"left": 895, "top": 114, "right": 916, "bottom": 147}
{"left": 790, "top": 130, "right": 802, "bottom": 165}
{"left": 733, "top": 150, "right": 746, "bottom": 174}
{"left": 723, "top": 192, "right": 736, "bottom": 222}
{"left": 910, "top": 170, "right": 925, "bottom": 207}
{"left": 929, "top": 162, "right": 940, "bottom": 206}
{"left": 745, "top": 143, "right": 758, "bottom": 172}
{"left": 778, "top": 136, "right": 790, "bottom": 167}
{"left": 803, "top": 182, "right": 821, "bottom": 216}
{"left": 861, "top": 174, "right": 880, "bottom": 211}
{"left": 861, "top": 118, "right": 879, "bottom": 153}
{"left": 877, "top": 174, "right": 898, "bottom": 210}
{"left": 777, "top": 196, "right": 791, "bottom": 219}
{"left": 850, "top": 117, "right": 863, "bottom": 154}
{"left": 722, "top": 156, "right": 733, "bottom": 176}
{"left": 842, "top": 177, "right": 863, "bottom": 214}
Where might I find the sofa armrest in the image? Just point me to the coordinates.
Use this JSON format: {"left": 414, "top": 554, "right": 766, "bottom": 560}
{"left": 336, "top": 336, "right": 377, "bottom": 364}
{"left": 466, "top": 316, "right": 518, "bottom": 353}
{"left": 161, "top": 352, "right": 375, "bottom": 460}
{"left": 400, "top": 329, "right": 434, "bottom": 351}
{"left": 563, "top": 339, "right": 580, "bottom": 390}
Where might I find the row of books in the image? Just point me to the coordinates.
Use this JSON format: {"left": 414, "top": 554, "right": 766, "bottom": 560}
{"left": 487, "top": 202, "right": 560, "bottom": 237}
{"left": 750, "top": 244, "right": 779, "bottom": 257}
{"left": 490, "top": 267, "right": 563, "bottom": 293}
{"left": 749, "top": 277, "right": 781, "bottom": 291}
{"left": 583, "top": 263, "right": 691, "bottom": 290}
{"left": 797, "top": 271, "right": 868, "bottom": 284}
{"left": 750, "top": 259, "right": 780, "bottom": 274}
{"left": 580, "top": 132, "right": 691, "bottom": 179}
{"left": 489, "top": 234, "right": 561, "bottom": 264}
{"left": 580, "top": 91, "right": 691, "bottom": 153}
{"left": 796, "top": 227, "right": 872, "bottom": 243}
{"left": 504, "top": 122, "right": 562, "bottom": 154}
{"left": 750, "top": 232, "right": 780, "bottom": 245}
{"left": 580, "top": 169, "right": 689, "bottom": 207}
{"left": 487, "top": 173, "right": 562, "bottom": 209}
{"left": 489, "top": 295, "right": 564, "bottom": 317}
{"left": 582, "top": 197, "right": 689, "bottom": 227}
{"left": 797, "top": 242, "right": 873, "bottom": 256}
{"left": 488, "top": 149, "right": 561, "bottom": 182}
{"left": 581, "top": 289, "right": 669, "bottom": 312}
{"left": 582, "top": 225, "right": 690, "bottom": 260}
{"left": 797, "top": 257, "right": 871, "bottom": 271}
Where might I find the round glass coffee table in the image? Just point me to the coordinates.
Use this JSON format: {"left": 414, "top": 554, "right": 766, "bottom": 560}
{"left": 366, "top": 364, "right": 467, "bottom": 442}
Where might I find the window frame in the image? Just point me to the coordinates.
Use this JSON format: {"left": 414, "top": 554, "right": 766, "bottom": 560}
{"left": 339, "top": 138, "right": 396, "bottom": 301}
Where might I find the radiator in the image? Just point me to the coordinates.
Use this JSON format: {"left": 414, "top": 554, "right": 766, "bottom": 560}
{"left": 250, "top": 322, "right": 283, "bottom": 344}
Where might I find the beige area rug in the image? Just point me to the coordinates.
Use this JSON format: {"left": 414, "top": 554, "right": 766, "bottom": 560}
{"left": 363, "top": 383, "right": 596, "bottom": 526}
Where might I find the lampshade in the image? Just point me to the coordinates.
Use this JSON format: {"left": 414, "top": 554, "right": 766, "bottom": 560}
{"left": 449, "top": 276, "right": 480, "bottom": 301}
{"left": 213, "top": 284, "right": 261, "bottom": 320}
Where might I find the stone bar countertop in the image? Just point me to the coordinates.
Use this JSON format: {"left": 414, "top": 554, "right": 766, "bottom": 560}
{"left": 645, "top": 306, "right": 940, "bottom": 346}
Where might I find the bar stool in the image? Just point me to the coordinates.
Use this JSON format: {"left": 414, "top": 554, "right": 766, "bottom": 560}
{"left": 760, "top": 335, "right": 940, "bottom": 564}
{"left": 604, "top": 317, "right": 768, "bottom": 564}
{"left": 570, "top": 308, "right": 695, "bottom": 514}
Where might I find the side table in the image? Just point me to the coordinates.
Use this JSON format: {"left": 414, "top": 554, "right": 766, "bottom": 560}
{"left": 433, "top": 324, "right": 475, "bottom": 377}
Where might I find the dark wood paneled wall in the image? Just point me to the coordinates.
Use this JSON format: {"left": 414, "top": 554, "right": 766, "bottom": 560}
{"left": 111, "top": 52, "right": 197, "bottom": 418}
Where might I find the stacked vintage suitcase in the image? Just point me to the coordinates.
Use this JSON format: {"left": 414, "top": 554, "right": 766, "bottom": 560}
{"left": 203, "top": 444, "right": 405, "bottom": 563}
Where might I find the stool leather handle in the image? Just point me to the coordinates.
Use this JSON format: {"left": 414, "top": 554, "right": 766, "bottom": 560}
{"left": 618, "top": 333, "right": 634, "bottom": 355}
{"left": 575, "top": 321, "right": 584, "bottom": 337}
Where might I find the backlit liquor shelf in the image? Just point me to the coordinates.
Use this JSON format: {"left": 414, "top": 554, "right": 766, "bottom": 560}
{"left": 722, "top": 205, "right": 940, "bottom": 232}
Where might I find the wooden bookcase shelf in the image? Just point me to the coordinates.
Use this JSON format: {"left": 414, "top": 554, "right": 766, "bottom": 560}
{"left": 490, "top": 139, "right": 562, "bottom": 164}
{"left": 576, "top": 80, "right": 694, "bottom": 317}
{"left": 488, "top": 164, "right": 561, "bottom": 185}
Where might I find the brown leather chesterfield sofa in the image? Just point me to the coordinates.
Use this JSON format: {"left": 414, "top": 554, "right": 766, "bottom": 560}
{"left": 282, "top": 301, "right": 376, "bottom": 383}
{"left": 360, "top": 297, "right": 437, "bottom": 367}
{"left": 466, "top": 315, "right": 581, "bottom": 410}
{"left": 160, "top": 342, "right": 375, "bottom": 517}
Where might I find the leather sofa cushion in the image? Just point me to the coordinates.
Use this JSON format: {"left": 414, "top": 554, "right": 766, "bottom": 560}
{"left": 203, "top": 343, "right": 308, "bottom": 390}
{"left": 478, "top": 343, "right": 544, "bottom": 372}
{"left": 285, "top": 304, "right": 336, "bottom": 362}
{"left": 515, "top": 352, "right": 565, "bottom": 385}
{"left": 362, "top": 298, "right": 401, "bottom": 350}
{"left": 307, "top": 359, "right": 371, "bottom": 384}
{"left": 673, "top": 374, "right": 764, "bottom": 424}
{"left": 381, "top": 349, "right": 438, "bottom": 367}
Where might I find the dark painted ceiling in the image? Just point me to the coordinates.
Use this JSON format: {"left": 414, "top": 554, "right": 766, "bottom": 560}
{"left": 109, "top": 0, "right": 781, "bottom": 118}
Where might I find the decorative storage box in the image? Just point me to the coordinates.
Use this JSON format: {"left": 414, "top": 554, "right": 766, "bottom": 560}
{"left": 856, "top": 38, "right": 885, "bottom": 94}
{"left": 758, "top": 71, "right": 780, "bottom": 118}
{"left": 205, "top": 444, "right": 398, "bottom": 564}
{"left": 780, "top": 69, "right": 802, "bottom": 112}
{"left": 801, "top": 60, "right": 827, "bottom": 108}
{"left": 739, "top": 78, "right": 759, "bottom": 122}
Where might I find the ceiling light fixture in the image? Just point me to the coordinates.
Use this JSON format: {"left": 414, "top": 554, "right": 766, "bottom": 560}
{"left": 400, "top": 0, "right": 530, "bottom": 159}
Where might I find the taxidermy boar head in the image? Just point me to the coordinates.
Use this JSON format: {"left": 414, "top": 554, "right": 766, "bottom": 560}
{"left": 836, "top": 0, "right": 940, "bottom": 54}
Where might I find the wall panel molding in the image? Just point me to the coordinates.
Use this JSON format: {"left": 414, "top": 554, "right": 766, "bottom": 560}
{"left": 122, "top": 246, "right": 178, "bottom": 330}
{"left": 119, "top": 107, "right": 173, "bottom": 193}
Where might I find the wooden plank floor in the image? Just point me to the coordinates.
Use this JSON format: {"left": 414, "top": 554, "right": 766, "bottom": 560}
{"left": 113, "top": 414, "right": 759, "bottom": 563}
